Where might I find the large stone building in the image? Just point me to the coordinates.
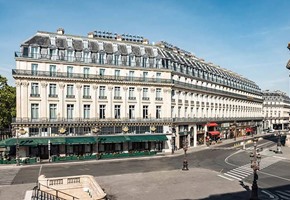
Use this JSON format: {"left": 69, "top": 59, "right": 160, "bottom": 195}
{"left": 262, "top": 90, "right": 290, "bottom": 131}
{"left": 4, "top": 28, "right": 263, "bottom": 160}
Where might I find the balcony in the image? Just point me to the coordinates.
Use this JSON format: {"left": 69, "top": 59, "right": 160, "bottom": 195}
{"left": 66, "top": 95, "right": 75, "bottom": 98}
{"left": 178, "top": 99, "right": 182, "bottom": 104}
{"left": 30, "top": 94, "right": 40, "bottom": 97}
{"left": 128, "top": 97, "right": 136, "bottom": 100}
{"left": 49, "top": 94, "right": 58, "bottom": 98}
{"left": 142, "top": 97, "right": 149, "bottom": 101}
{"left": 99, "top": 96, "right": 107, "bottom": 99}
{"left": 114, "top": 96, "right": 122, "bottom": 100}
{"left": 83, "top": 95, "right": 91, "bottom": 99}
{"left": 155, "top": 97, "right": 163, "bottom": 101}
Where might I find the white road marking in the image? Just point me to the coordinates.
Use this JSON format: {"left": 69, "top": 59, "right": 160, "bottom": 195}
{"left": 223, "top": 173, "right": 242, "bottom": 181}
{"left": 217, "top": 174, "right": 233, "bottom": 181}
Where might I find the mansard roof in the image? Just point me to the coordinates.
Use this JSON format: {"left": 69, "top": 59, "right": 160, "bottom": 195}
{"left": 20, "top": 30, "right": 260, "bottom": 90}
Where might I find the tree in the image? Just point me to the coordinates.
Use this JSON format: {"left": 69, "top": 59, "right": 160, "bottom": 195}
{"left": 0, "top": 75, "right": 16, "bottom": 129}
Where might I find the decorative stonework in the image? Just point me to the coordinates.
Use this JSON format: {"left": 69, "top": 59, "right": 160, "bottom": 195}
{"left": 59, "top": 83, "right": 65, "bottom": 89}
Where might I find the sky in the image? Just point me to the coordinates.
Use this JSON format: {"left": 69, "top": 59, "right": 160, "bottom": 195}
{"left": 0, "top": 0, "right": 290, "bottom": 94}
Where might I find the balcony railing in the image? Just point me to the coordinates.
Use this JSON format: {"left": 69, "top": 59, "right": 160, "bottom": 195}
{"left": 49, "top": 94, "right": 58, "bottom": 98}
{"left": 155, "top": 97, "right": 163, "bottom": 101}
{"left": 83, "top": 95, "right": 91, "bottom": 99}
{"left": 30, "top": 94, "right": 40, "bottom": 97}
{"left": 142, "top": 97, "right": 150, "bottom": 101}
{"left": 128, "top": 97, "right": 136, "bottom": 100}
{"left": 114, "top": 96, "right": 122, "bottom": 100}
{"left": 66, "top": 95, "right": 75, "bottom": 98}
{"left": 12, "top": 69, "right": 263, "bottom": 103}
{"left": 15, "top": 51, "right": 261, "bottom": 96}
{"left": 12, "top": 116, "right": 263, "bottom": 125}
{"left": 99, "top": 96, "right": 107, "bottom": 99}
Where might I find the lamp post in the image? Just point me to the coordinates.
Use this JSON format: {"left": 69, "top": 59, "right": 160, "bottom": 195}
{"left": 182, "top": 129, "right": 189, "bottom": 171}
{"left": 171, "top": 133, "right": 176, "bottom": 154}
{"left": 250, "top": 138, "right": 261, "bottom": 200}
{"left": 48, "top": 139, "right": 51, "bottom": 162}
{"left": 16, "top": 128, "right": 26, "bottom": 166}
{"left": 92, "top": 126, "right": 101, "bottom": 159}
{"left": 276, "top": 132, "right": 283, "bottom": 154}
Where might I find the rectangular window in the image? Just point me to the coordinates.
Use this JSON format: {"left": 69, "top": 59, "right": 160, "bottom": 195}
{"left": 156, "top": 88, "right": 162, "bottom": 100}
{"left": 83, "top": 85, "right": 90, "bottom": 98}
{"left": 99, "top": 86, "right": 106, "bottom": 99}
{"left": 114, "top": 87, "right": 121, "bottom": 99}
{"left": 67, "top": 66, "right": 73, "bottom": 78}
{"left": 142, "top": 57, "right": 147, "bottom": 68}
{"left": 99, "top": 105, "right": 106, "bottom": 119}
{"left": 31, "top": 104, "right": 39, "bottom": 119}
{"left": 143, "top": 72, "right": 148, "bottom": 81}
{"left": 50, "top": 49, "right": 56, "bottom": 60}
{"left": 129, "top": 87, "right": 135, "bottom": 100}
{"left": 143, "top": 105, "right": 148, "bottom": 119}
{"left": 129, "top": 105, "right": 135, "bottom": 119}
{"left": 156, "top": 106, "right": 161, "bottom": 119}
{"left": 67, "top": 51, "right": 73, "bottom": 62}
{"left": 178, "top": 107, "right": 181, "bottom": 118}
{"left": 100, "top": 68, "right": 105, "bottom": 76}
{"left": 129, "top": 71, "right": 134, "bottom": 81}
{"left": 84, "top": 52, "right": 90, "bottom": 63}
{"left": 84, "top": 104, "right": 90, "bottom": 119}
{"left": 50, "top": 65, "right": 56, "bottom": 77}
{"left": 185, "top": 107, "right": 188, "bottom": 118}
{"left": 67, "top": 84, "right": 74, "bottom": 98}
{"left": 67, "top": 104, "right": 74, "bottom": 119}
{"left": 84, "top": 67, "right": 90, "bottom": 78}
{"left": 115, "top": 70, "right": 120, "bottom": 79}
{"left": 49, "top": 104, "right": 57, "bottom": 119}
{"left": 31, "top": 47, "right": 38, "bottom": 59}
{"left": 114, "top": 55, "right": 119, "bottom": 65}
{"left": 142, "top": 88, "right": 149, "bottom": 100}
{"left": 31, "top": 83, "right": 39, "bottom": 97}
{"left": 114, "top": 105, "right": 121, "bottom": 119}
{"left": 99, "top": 53, "right": 104, "bottom": 64}
{"left": 49, "top": 84, "right": 57, "bottom": 97}
{"left": 156, "top": 72, "right": 161, "bottom": 82}
{"left": 31, "top": 64, "right": 38, "bottom": 75}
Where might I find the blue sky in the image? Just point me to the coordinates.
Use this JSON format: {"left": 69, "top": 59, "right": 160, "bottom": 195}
{"left": 1, "top": 0, "right": 290, "bottom": 94}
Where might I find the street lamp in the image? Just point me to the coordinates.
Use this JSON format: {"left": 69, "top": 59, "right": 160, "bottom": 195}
{"left": 48, "top": 139, "right": 51, "bottom": 162}
{"left": 250, "top": 138, "right": 261, "bottom": 200}
{"left": 92, "top": 126, "right": 101, "bottom": 159}
{"left": 276, "top": 132, "right": 283, "bottom": 154}
{"left": 16, "top": 128, "right": 27, "bottom": 166}
{"left": 171, "top": 132, "right": 176, "bottom": 154}
{"left": 182, "top": 129, "right": 189, "bottom": 171}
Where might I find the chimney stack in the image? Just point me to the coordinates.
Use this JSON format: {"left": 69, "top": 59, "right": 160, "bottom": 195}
{"left": 57, "top": 28, "right": 65, "bottom": 35}
{"left": 88, "top": 32, "right": 94, "bottom": 38}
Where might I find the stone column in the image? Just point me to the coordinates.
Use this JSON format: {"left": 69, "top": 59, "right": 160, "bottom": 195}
{"left": 92, "top": 85, "right": 98, "bottom": 118}
{"left": 76, "top": 83, "right": 82, "bottom": 119}
{"left": 123, "top": 87, "right": 128, "bottom": 118}
{"left": 59, "top": 83, "right": 65, "bottom": 118}
{"left": 22, "top": 81, "right": 29, "bottom": 119}
{"left": 137, "top": 87, "right": 142, "bottom": 118}
{"left": 204, "top": 125, "right": 208, "bottom": 145}
{"left": 41, "top": 82, "right": 48, "bottom": 119}
{"left": 176, "top": 126, "right": 180, "bottom": 149}
{"left": 108, "top": 86, "right": 113, "bottom": 118}
{"left": 15, "top": 81, "right": 22, "bottom": 118}
{"left": 193, "top": 124, "right": 197, "bottom": 147}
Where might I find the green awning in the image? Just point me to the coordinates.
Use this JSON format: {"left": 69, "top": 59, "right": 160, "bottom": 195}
{"left": 99, "top": 135, "right": 130, "bottom": 143}
{"left": 0, "top": 138, "right": 16, "bottom": 147}
{"left": 65, "top": 137, "right": 96, "bottom": 144}
{"left": 129, "top": 134, "right": 168, "bottom": 142}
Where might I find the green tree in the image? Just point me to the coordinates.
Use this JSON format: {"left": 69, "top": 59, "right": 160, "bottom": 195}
{"left": 0, "top": 75, "right": 16, "bottom": 129}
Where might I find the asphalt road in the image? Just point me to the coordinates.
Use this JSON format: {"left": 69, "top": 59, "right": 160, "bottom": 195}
{"left": 3, "top": 134, "right": 290, "bottom": 199}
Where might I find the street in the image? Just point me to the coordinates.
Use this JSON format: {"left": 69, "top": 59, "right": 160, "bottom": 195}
{"left": 0, "top": 135, "right": 290, "bottom": 199}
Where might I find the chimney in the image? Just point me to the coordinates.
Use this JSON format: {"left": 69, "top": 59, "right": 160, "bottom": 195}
{"left": 88, "top": 32, "right": 94, "bottom": 38}
{"left": 116, "top": 35, "right": 122, "bottom": 41}
{"left": 57, "top": 28, "right": 65, "bottom": 35}
{"left": 142, "top": 38, "right": 149, "bottom": 44}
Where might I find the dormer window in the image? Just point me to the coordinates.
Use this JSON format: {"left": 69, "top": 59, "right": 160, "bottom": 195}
{"left": 31, "top": 47, "right": 38, "bottom": 59}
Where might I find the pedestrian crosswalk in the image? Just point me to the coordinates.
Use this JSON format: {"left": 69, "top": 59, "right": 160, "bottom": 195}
{"left": 219, "top": 156, "right": 283, "bottom": 181}
{"left": 275, "top": 190, "right": 290, "bottom": 200}
{"left": 262, "top": 189, "right": 290, "bottom": 200}
{"left": 0, "top": 168, "right": 20, "bottom": 186}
